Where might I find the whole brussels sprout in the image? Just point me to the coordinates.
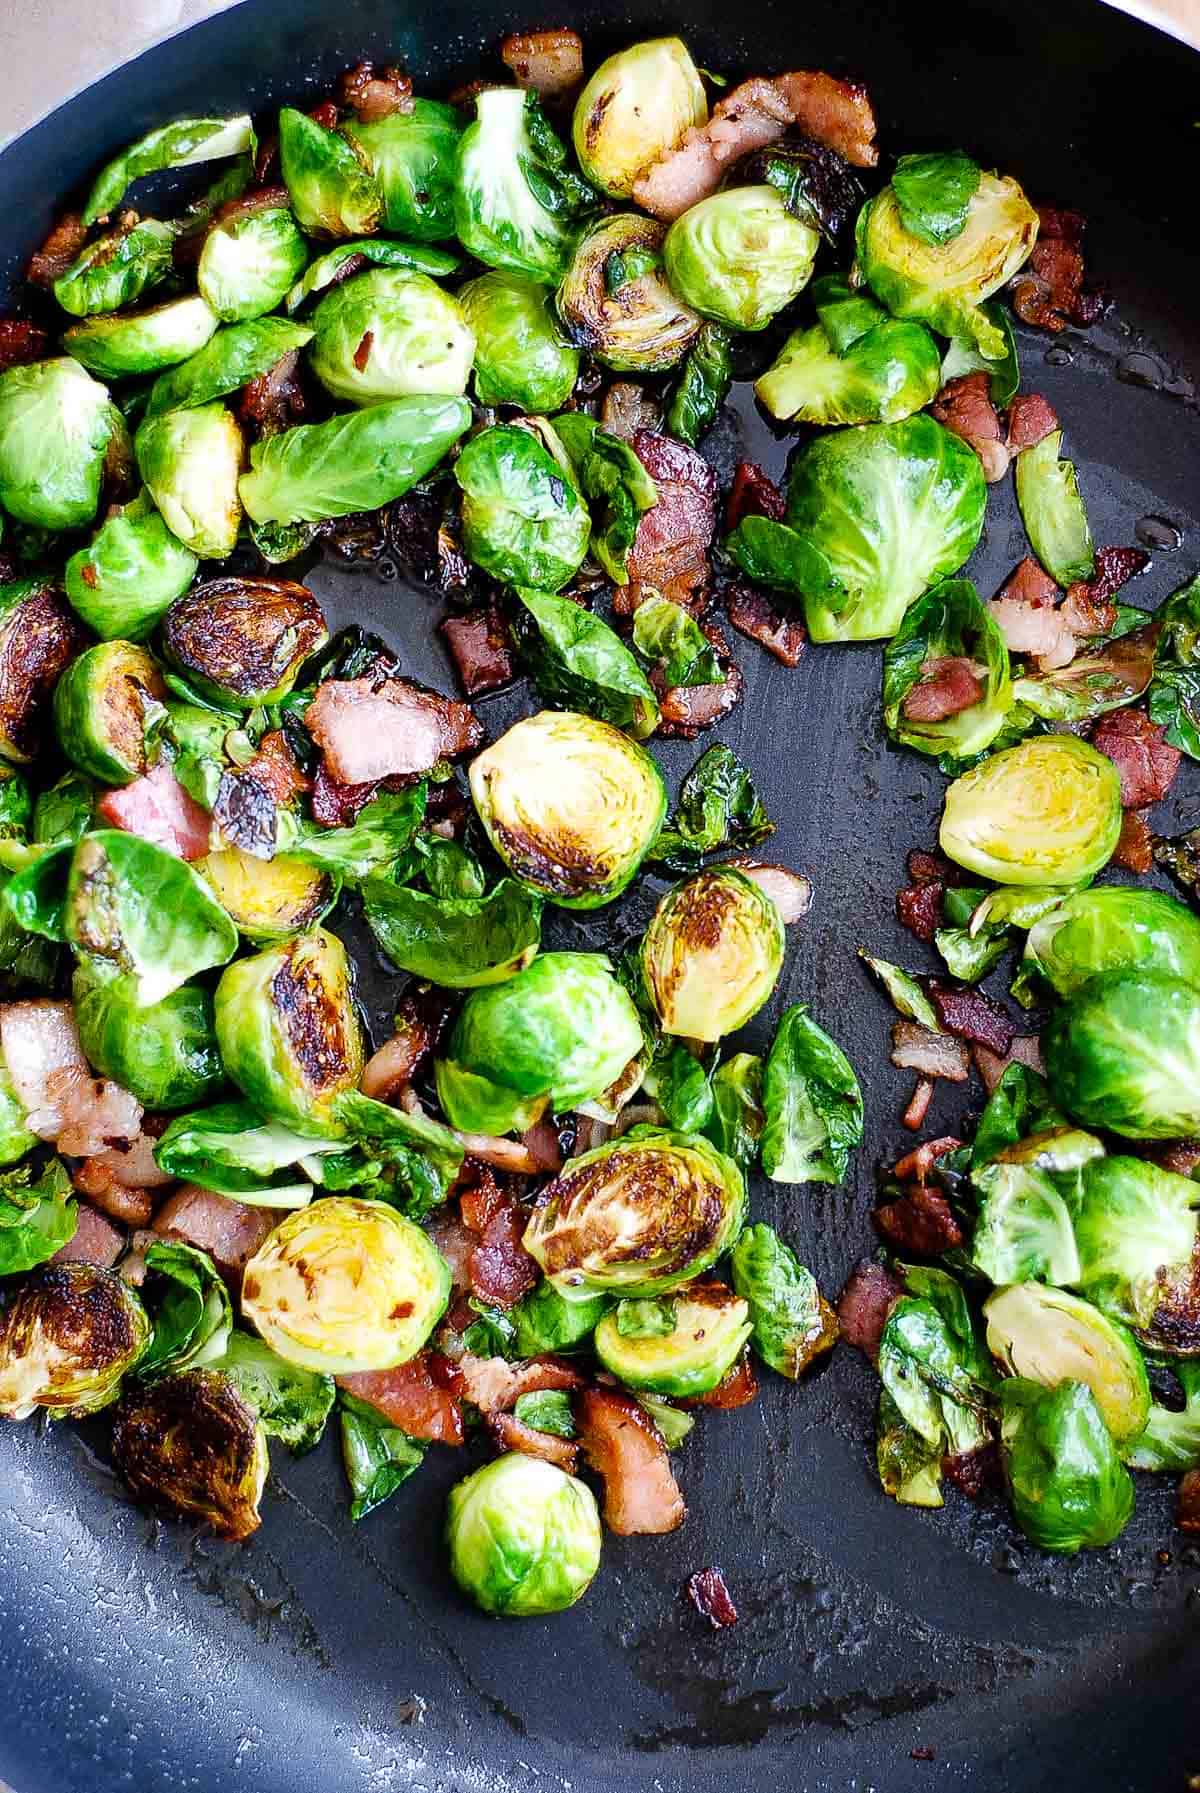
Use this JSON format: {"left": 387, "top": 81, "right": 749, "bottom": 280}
{"left": 999, "top": 1378, "right": 1135, "bottom": 1554}
{"left": 73, "top": 964, "right": 224, "bottom": 1110}
{"left": 594, "top": 1280, "right": 751, "bottom": 1397}
{"left": 308, "top": 268, "right": 474, "bottom": 405}
{"left": 0, "top": 1264, "right": 149, "bottom": 1420}
{"left": 52, "top": 641, "right": 166, "bottom": 785}
{"left": 65, "top": 295, "right": 219, "bottom": 379}
{"left": 1023, "top": 887, "right": 1200, "bottom": 999}
{"left": 201, "top": 848, "right": 337, "bottom": 943}
{"left": 524, "top": 1128, "right": 746, "bottom": 1298}
{"left": 455, "top": 88, "right": 588, "bottom": 285}
{"left": 572, "top": 37, "right": 706, "bottom": 198}
{"left": 983, "top": 1281, "right": 1150, "bottom": 1445}
{"left": 135, "top": 402, "right": 244, "bottom": 558}
{"left": 0, "top": 358, "right": 122, "bottom": 529}
{"left": 756, "top": 286, "right": 942, "bottom": 425}
{"left": 940, "top": 737, "right": 1121, "bottom": 886}
{"left": 435, "top": 950, "right": 643, "bottom": 1135}
{"left": 162, "top": 576, "right": 327, "bottom": 708}
{"left": 470, "top": 710, "right": 666, "bottom": 908}
{"left": 198, "top": 203, "right": 308, "bottom": 323}
{"left": 455, "top": 423, "right": 591, "bottom": 591}
{"left": 1043, "top": 968, "right": 1200, "bottom": 1140}
{"left": 446, "top": 1453, "right": 602, "bottom": 1616}
{"left": 214, "top": 928, "right": 364, "bottom": 1136}
{"left": 460, "top": 271, "right": 579, "bottom": 412}
{"left": 65, "top": 491, "right": 198, "bottom": 640}
{"left": 556, "top": 214, "right": 702, "bottom": 373}
{"left": 278, "top": 106, "right": 381, "bottom": 237}
{"left": 1072, "top": 1154, "right": 1199, "bottom": 1329}
{"left": 342, "top": 99, "right": 463, "bottom": 240}
{"left": 663, "top": 187, "right": 819, "bottom": 332}
{"left": 53, "top": 217, "right": 176, "bottom": 317}
{"left": 641, "top": 867, "right": 784, "bottom": 1043}
{"left": 241, "top": 1196, "right": 451, "bottom": 1372}
{"left": 110, "top": 1367, "right": 268, "bottom": 1540}
{"left": 0, "top": 581, "right": 86, "bottom": 764}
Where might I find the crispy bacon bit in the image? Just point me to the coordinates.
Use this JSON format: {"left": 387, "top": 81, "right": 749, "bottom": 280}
{"left": 725, "top": 582, "right": 806, "bottom": 666}
{"left": 903, "top": 1077, "right": 934, "bottom": 1132}
{"left": 338, "top": 1355, "right": 465, "bottom": 1444}
{"left": 52, "top": 1202, "right": 126, "bottom": 1269}
{"left": 238, "top": 350, "right": 307, "bottom": 435}
{"left": 896, "top": 881, "right": 944, "bottom": 943}
{"left": 931, "top": 373, "right": 1009, "bottom": 482}
{"left": 600, "top": 382, "right": 662, "bottom": 440}
{"left": 26, "top": 212, "right": 88, "bottom": 286}
{"left": 468, "top": 1188, "right": 539, "bottom": 1311}
{"left": 308, "top": 765, "right": 381, "bottom": 827}
{"left": 1011, "top": 209, "right": 1103, "bottom": 332}
{"left": 306, "top": 676, "right": 482, "bottom": 785}
{"left": 652, "top": 623, "right": 744, "bottom": 737}
{"left": 360, "top": 992, "right": 449, "bottom": 1102}
{"left": 457, "top": 1352, "right": 583, "bottom": 1413}
{"left": 1112, "top": 807, "right": 1154, "bottom": 874}
{"left": 1092, "top": 709, "right": 1181, "bottom": 809}
{"left": 943, "top": 1439, "right": 1002, "bottom": 1500}
{"left": 500, "top": 30, "right": 584, "bottom": 96}
{"left": 836, "top": 1261, "right": 903, "bottom": 1360}
{"left": 774, "top": 71, "right": 878, "bottom": 167}
{"left": 1177, "top": 1469, "right": 1200, "bottom": 1534}
{"left": 614, "top": 431, "right": 718, "bottom": 618}
{"left": 1062, "top": 547, "right": 1148, "bottom": 638}
{"left": 685, "top": 1350, "right": 758, "bottom": 1410}
{"left": 725, "top": 460, "right": 786, "bottom": 532}
{"left": 1005, "top": 392, "right": 1059, "bottom": 451}
{"left": 70, "top": 1161, "right": 155, "bottom": 1228}
{"left": 153, "top": 1184, "right": 281, "bottom": 1283}
{"left": 352, "top": 329, "right": 374, "bottom": 374}
{"left": 439, "top": 606, "right": 515, "bottom": 697}
{"left": 0, "top": 318, "right": 50, "bottom": 371}
{"left": 486, "top": 1409, "right": 579, "bottom": 1472}
{"left": 242, "top": 729, "right": 309, "bottom": 807}
{"left": 893, "top": 1137, "right": 963, "bottom": 1184}
{"left": 988, "top": 558, "right": 1074, "bottom": 669}
{"left": 892, "top": 1018, "right": 970, "bottom": 1084}
{"left": 1151, "top": 1139, "right": 1200, "bottom": 1178}
{"left": 907, "top": 849, "right": 955, "bottom": 885}
{"left": 309, "top": 99, "right": 340, "bottom": 131}
{"left": 973, "top": 1033, "right": 1044, "bottom": 1095}
{"left": 687, "top": 1566, "right": 739, "bottom": 1628}
{"left": 0, "top": 1001, "right": 145, "bottom": 1156}
{"left": 96, "top": 760, "right": 211, "bottom": 861}
{"left": 901, "top": 656, "right": 986, "bottom": 723}
{"left": 520, "top": 1115, "right": 564, "bottom": 1174}
{"left": 928, "top": 982, "right": 1015, "bottom": 1057}
{"left": 875, "top": 1183, "right": 964, "bottom": 1255}
{"left": 338, "top": 60, "right": 414, "bottom": 122}
{"left": 576, "top": 1385, "right": 686, "bottom": 1534}
{"left": 427, "top": 1215, "right": 476, "bottom": 1292}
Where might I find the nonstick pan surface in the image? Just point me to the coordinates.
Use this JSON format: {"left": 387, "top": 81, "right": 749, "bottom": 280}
{"left": 0, "top": 2, "right": 1197, "bottom": 1789}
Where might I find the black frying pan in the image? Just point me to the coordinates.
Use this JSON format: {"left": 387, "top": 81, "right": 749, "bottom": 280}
{"left": 1, "top": 2, "right": 1198, "bottom": 1788}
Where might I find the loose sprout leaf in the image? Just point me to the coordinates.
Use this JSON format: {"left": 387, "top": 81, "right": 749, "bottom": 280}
{"left": 636, "top": 1392, "right": 694, "bottom": 1449}
{"left": 551, "top": 414, "right": 657, "bottom": 584}
{"left": 933, "top": 922, "right": 1009, "bottom": 984}
{"left": 730, "top": 1223, "right": 837, "bottom": 1378}
{"left": 285, "top": 238, "right": 460, "bottom": 316}
{"left": 211, "top": 1331, "right": 335, "bottom": 1453}
{"left": 146, "top": 317, "right": 315, "bottom": 416}
{"left": 512, "top": 1389, "right": 577, "bottom": 1438}
{"left": 892, "top": 152, "right": 982, "bottom": 247}
{"left": 761, "top": 1003, "right": 863, "bottom": 1185}
{"left": 460, "top": 1298, "right": 519, "bottom": 1358}
{"left": 723, "top": 515, "right": 845, "bottom": 608}
{"left": 999, "top": 1378, "right": 1135, "bottom": 1553}
{"left": 287, "top": 787, "right": 428, "bottom": 884}
{"left": 882, "top": 577, "right": 1013, "bottom": 762}
{"left": 644, "top": 1040, "right": 714, "bottom": 1134}
{"left": 333, "top": 1090, "right": 464, "bottom": 1221}
{"left": 1125, "top": 1363, "right": 1200, "bottom": 1473}
{"left": 877, "top": 1387, "right": 945, "bottom": 1507}
{"left": 510, "top": 1281, "right": 612, "bottom": 1358}
{"left": 970, "top": 1161, "right": 1082, "bottom": 1285}
{"left": 154, "top": 1100, "right": 337, "bottom": 1200}
{"left": 614, "top": 1298, "right": 677, "bottom": 1339}
{"left": 139, "top": 1241, "right": 233, "bottom": 1378}
{"left": 755, "top": 313, "right": 942, "bottom": 428}
{"left": 631, "top": 595, "right": 722, "bottom": 689}
{"left": 858, "top": 952, "right": 940, "bottom": 1029}
{"left": 971, "top": 1063, "right": 1065, "bottom": 1168}
{"left": 2, "top": 840, "right": 74, "bottom": 941}
{"left": 648, "top": 744, "right": 774, "bottom": 871}
{"left": 1148, "top": 573, "right": 1200, "bottom": 758}
{"left": 1014, "top": 429, "right": 1096, "bottom": 588}
{"left": 83, "top": 115, "right": 255, "bottom": 225}
{"left": 509, "top": 586, "right": 660, "bottom": 737}
{"left": 875, "top": 1295, "right": 990, "bottom": 1508}
{"left": 362, "top": 875, "right": 542, "bottom": 989}
{"left": 339, "top": 1390, "right": 427, "bottom": 1522}
{"left": 939, "top": 300, "right": 1020, "bottom": 405}
{"left": 54, "top": 218, "right": 177, "bottom": 319}
{"left": 1014, "top": 625, "right": 1157, "bottom": 724}
{"left": 0, "top": 1160, "right": 77, "bottom": 1275}
{"left": 341, "top": 98, "right": 463, "bottom": 242}
{"left": 703, "top": 1052, "right": 764, "bottom": 1170}
{"left": 665, "top": 323, "right": 733, "bottom": 447}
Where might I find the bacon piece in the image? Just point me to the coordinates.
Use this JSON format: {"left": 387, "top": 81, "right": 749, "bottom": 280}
{"left": 875, "top": 1183, "right": 964, "bottom": 1255}
{"left": 520, "top": 1116, "right": 564, "bottom": 1174}
{"left": 576, "top": 1385, "right": 686, "bottom": 1534}
{"left": 338, "top": 1355, "right": 464, "bottom": 1445}
{"left": 893, "top": 1137, "right": 963, "bottom": 1184}
{"left": 427, "top": 1215, "right": 476, "bottom": 1292}
{"left": 1005, "top": 392, "right": 1059, "bottom": 451}
{"left": 943, "top": 1440, "right": 1002, "bottom": 1500}
{"left": 439, "top": 606, "right": 515, "bottom": 698}
{"left": 1112, "top": 808, "right": 1154, "bottom": 874}
{"left": 725, "top": 582, "right": 805, "bottom": 666}
{"left": 836, "top": 1260, "right": 903, "bottom": 1360}
{"left": 652, "top": 623, "right": 743, "bottom": 737}
{"left": 456, "top": 1352, "right": 583, "bottom": 1414}
{"left": 360, "top": 992, "right": 449, "bottom": 1102}
{"left": 773, "top": 71, "right": 878, "bottom": 167}
{"left": 305, "top": 676, "right": 482, "bottom": 785}
{"left": 931, "top": 373, "right": 1009, "bottom": 482}
{"left": 467, "top": 1190, "right": 538, "bottom": 1311}
{"left": 896, "top": 881, "right": 944, "bottom": 943}
{"left": 500, "top": 30, "right": 584, "bottom": 96}
{"left": 928, "top": 983, "right": 1015, "bottom": 1057}
{"left": 683, "top": 1350, "right": 759, "bottom": 1410}
{"left": 309, "top": 99, "right": 340, "bottom": 131}
{"left": 97, "top": 759, "right": 211, "bottom": 860}
{"left": 26, "top": 212, "right": 88, "bottom": 286}
{"left": 687, "top": 1566, "right": 739, "bottom": 1628}
{"left": 1151, "top": 1139, "right": 1200, "bottom": 1178}
{"left": 613, "top": 432, "right": 718, "bottom": 618}
{"left": 1178, "top": 1470, "right": 1200, "bottom": 1534}
{"left": 486, "top": 1409, "right": 579, "bottom": 1472}
{"left": 238, "top": 349, "right": 307, "bottom": 435}
{"left": 599, "top": 382, "right": 662, "bottom": 441}
{"left": 153, "top": 1184, "right": 281, "bottom": 1283}
{"left": 52, "top": 1202, "right": 126, "bottom": 1269}
{"left": 1061, "top": 547, "right": 1149, "bottom": 637}
{"left": 908, "top": 849, "right": 956, "bottom": 885}
{"left": 973, "top": 1033, "right": 1044, "bottom": 1095}
{"left": 726, "top": 461, "right": 786, "bottom": 534}
{"left": 903, "top": 1077, "right": 934, "bottom": 1132}
{"left": 0, "top": 1000, "right": 145, "bottom": 1155}
{"left": 338, "top": 61, "right": 414, "bottom": 122}
{"left": 1011, "top": 210, "right": 1103, "bottom": 332}
{"left": 901, "top": 656, "right": 986, "bottom": 723}
{"left": 242, "top": 729, "right": 309, "bottom": 807}
{"left": 0, "top": 318, "right": 50, "bottom": 371}
{"left": 1092, "top": 709, "right": 1181, "bottom": 809}
{"left": 308, "top": 765, "right": 380, "bottom": 827}
{"left": 988, "top": 559, "right": 1074, "bottom": 670}
{"left": 70, "top": 1163, "right": 154, "bottom": 1228}
{"left": 730, "top": 861, "right": 812, "bottom": 922}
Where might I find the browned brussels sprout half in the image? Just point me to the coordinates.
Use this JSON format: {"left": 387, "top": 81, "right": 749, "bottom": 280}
{"left": 0, "top": 1263, "right": 150, "bottom": 1420}
{"left": 110, "top": 1367, "right": 269, "bottom": 1540}
{"left": 0, "top": 580, "right": 86, "bottom": 765}
{"left": 162, "top": 577, "right": 328, "bottom": 708}
{"left": 52, "top": 641, "right": 167, "bottom": 785}
{"left": 557, "top": 214, "right": 702, "bottom": 374}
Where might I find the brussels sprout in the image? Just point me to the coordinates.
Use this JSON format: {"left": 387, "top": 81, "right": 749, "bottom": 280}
{"left": 0, "top": 358, "right": 121, "bottom": 530}
{"left": 1012, "top": 628, "right": 1156, "bottom": 730}
{"left": 214, "top": 928, "right": 363, "bottom": 1136}
{"left": 644, "top": 1039, "right": 712, "bottom": 1135}
{"left": 970, "top": 1161, "right": 1081, "bottom": 1286}
{"left": 82, "top": 115, "right": 255, "bottom": 226}
{"left": 238, "top": 395, "right": 471, "bottom": 526}
{"left": 201, "top": 847, "right": 337, "bottom": 943}
{"left": 876, "top": 1389, "right": 945, "bottom": 1508}
{"left": 882, "top": 578, "right": 1013, "bottom": 761}
{"left": 509, "top": 1280, "right": 613, "bottom": 1358}
{"left": 550, "top": 413, "right": 658, "bottom": 585}
{"left": 286, "top": 787, "right": 427, "bottom": 885}
{"left": 761, "top": 1004, "right": 863, "bottom": 1186}
{"left": 704, "top": 1052, "right": 765, "bottom": 1171}
{"left": 333, "top": 1089, "right": 464, "bottom": 1220}
{"left": 73, "top": 965, "right": 223, "bottom": 1110}
{"left": 53, "top": 217, "right": 176, "bottom": 317}
{"left": 648, "top": 743, "right": 773, "bottom": 872}
{"left": 0, "top": 1264, "right": 148, "bottom": 1420}
{"left": 162, "top": 577, "right": 327, "bottom": 708}
{"left": 524, "top": 1127, "right": 745, "bottom": 1298}
{"left": 641, "top": 868, "right": 784, "bottom": 1044}
{"left": 940, "top": 298, "right": 1020, "bottom": 404}
{"left": 342, "top": 98, "right": 462, "bottom": 240}
{"left": 971, "top": 1061, "right": 1065, "bottom": 1168}
{"left": 594, "top": 1280, "right": 751, "bottom": 1397}
{"left": 308, "top": 268, "right": 473, "bottom": 406}
{"left": 572, "top": 37, "right": 706, "bottom": 199}
{"left": 856, "top": 170, "right": 1038, "bottom": 356}
{"left": 999, "top": 1378, "right": 1134, "bottom": 1552}
{"left": 242, "top": 1196, "right": 450, "bottom": 1372}
{"left": 756, "top": 313, "right": 941, "bottom": 427}
{"left": 362, "top": 876, "right": 541, "bottom": 989}
{"left": 339, "top": 1388, "right": 427, "bottom": 1519}
{"left": 284, "top": 239, "right": 460, "bottom": 315}
{"left": 455, "top": 423, "right": 590, "bottom": 591}
{"left": 510, "top": 586, "right": 659, "bottom": 738}
{"left": 631, "top": 595, "right": 721, "bottom": 690}
{"left": 1125, "top": 1362, "right": 1200, "bottom": 1473}
{"left": 730, "top": 1224, "right": 838, "bottom": 1379}
{"left": 0, "top": 581, "right": 83, "bottom": 765}
{"left": 65, "top": 295, "right": 219, "bottom": 380}
{"left": 455, "top": 89, "right": 588, "bottom": 285}
{"left": 875, "top": 1293, "right": 991, "bottom": 1507}
{"left": 1072, "top": 1155, "right": 1199, "bottom": 1329}
{"left": 436, "top": 950, "right": 643, "bottom": 1134}
{"left": 146, "top": 317, "right": 315, "bottom": 417}
{"left": 460, "top": 271, "right": 579, "bottom": 412}
{"left": 135, "top": 402, "right": 244, "bottom": 558}
{"left": 53, "top": 641, "right": 166, "bottom": 786}
{"left": 984, "top": 1282, "right": 1150, "bottom": 1444}
{"left": 154, "top": 1100, "right": 336, "bottom": 1204}
{"left": 64, "top": 491, "right": 197, "bottom": 640}
{"left": 278, "top": 106, "right": 381, "bottom": 237}
{"left": 111, "top": 1366, "right": 268, "bottom": 1539}
{"left": 138, "top": 1240, "right": 233, "bottom": 1377}
{"left": 196, "top": 202, "right": 307, "bottom": 325}
{"left": 0, "top": 1160, "right": 77, "bottom": 1273}
{"left": 939, "top": 737, "right": 1121, "bottom": 886}
{"left": 212, "top": 1328, "right": 334, "bottom": 1452}
{"left": 663, "top": 187, "right": 819, "bottom": 332}
{"left": 1044, "top": 970, "right": 1200, "bottom": 1140}
{"left": 66, "top": 831, "right": 238, "bottom": 1004}
{"left": 860, "top": 952, "right": 940, "bottom": 1028}
{"left": 446, "top": 1452, "right": 601, "bottom": 1616}
{"left": 1014, "top": 428, "right": 1094, "bottom": 588}
{"left": 1023, "top": 886, "right": 1200, "bottom": 999}
{"left": 470, "top": 710, "right": 666, "bottom": 908}
{"left": 557, "top": 214, "right": 702, "bottom": 373}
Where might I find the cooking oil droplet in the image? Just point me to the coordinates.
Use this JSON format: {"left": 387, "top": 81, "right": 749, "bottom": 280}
{"left": 1137, "top": 514, "right": 1182, "bottom": 551}
{"left": 1117, "top": 352, "right": 1163, "bottom": 389}
{"left": 1045, "top": 344, "right": 1073, "bottom": 367}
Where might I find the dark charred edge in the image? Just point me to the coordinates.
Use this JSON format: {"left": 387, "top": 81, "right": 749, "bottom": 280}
{"left": 0, "top": 588, "right": 85, "bottom": 759}
{"left": 111, "top": 1368, "right": 263, "bottom": 1541}
{"left": 163, "top": 577, "right": 326, "bottom": 700}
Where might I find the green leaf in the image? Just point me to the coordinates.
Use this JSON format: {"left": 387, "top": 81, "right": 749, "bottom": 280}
{"left": 645, "top": 1040, "right": 713, "bottom": 1134}
{"left": 287, "top": 786, "right": 427, "bottom": 882}
{"left": 513, "top": 1389, "right": 577, "bottom": 1438}
{"left": 665, "top": 322, "right": 733, "bottom": 446}
{"left": 761, "top": 1004, "right": 863, "bottom": 1185}
{"left": 0, "top": 1160, "right": 77, "bottom": 1274}
{"left": 940, "top": 301, "right": 1020, "bottom": 405}
{"left": 551, "top": 413, "right": 657, "bottom": 584}
{"left": 1124, "top": 1363, "right": 1200, "bottom": 1473}
{"left": 723, "top": 515, "right": 844, "bottom": 606}
{"left": 83, "top": 115, "right": 255, "bottom": 225}
{"left": 636, "top": 1392, "right": 695, "bottom": 1448}
{"left": 882, "top": 577, "right": 1012, "bottom": 762}
{"left": 138, "top": 1241, "right": 232, "bottom": 1376}
{"left": 1015, "top": 429, "right": 1095, "bottom": 588}
{"left": 858, "top": 952, "right": 939, "bottom": 1029}
{"left": 212, "top": 1330, "right": 335, "bottom": 1452}
{"left": 631, "top": 594, "right": 721, "bottom": 688}
{"left": 334, "top": 1089, "right": 464, "bottom": 1222}
{"left": 892, "top": 152, "right": 981, "bottom": 246}
{"left": 510, "top": 586, "right": 659, "bottom": 737}
{"left": 339, "top": 1391, "right": 426, "bottom": 1521}
{"left": 649, "top": 744, "right": 774, "bottom": 872}
{"left": 703, "top": 1052, "right": 764, "bottom": 1170}
{"left": 363, "top": 875, "right": 541, "bottom": 989}
{"left": 730, "top": 1223, "right": 836, "bottom": 1378}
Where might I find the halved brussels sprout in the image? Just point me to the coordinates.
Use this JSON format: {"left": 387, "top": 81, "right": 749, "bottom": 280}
{"left": 1024, "top": 886, "right": 1200, "bottom": 999}
{"left": 201, "top": 848, "right": 337, "bottom": 943}
{"left": 0, "top": 1264, "right": 149, "bottom": 1420}
{"left": 1044, "top": 969, "right": 1200, "bottom": 1140}
{"left": 278, "top": 106, "right": 381, "bottom": 238}
{"left": 0, "top": 580, "right": 85, "bottom": 764}
{"left": 455, "top": 88, "right": 585, "bottom": 285}
{"left": 882, "top": 577, "right": 1012, "bottom": 761}
{"left": 455, "top": 422, "right": 591, "bottom": 591}
{"left": 342, "top": 98, "right": 463, "bottom": 240}
{"left": 460, "top": 271, "right": 580, "bottom": 412}
{"left": 939, "top": 737, "right": 1121, "bottom": 886}
{"left": 53, "top": 217, "right": 176, "bottom": 317}
{"left": 65, "top": 295, "right": 219, "bottom": 379}
{"left": 284, "top": 239, "right": 460, "bottom": 315}
{"left": 1073, "top": 1154, "right": 1199, "bottom": 1329}
{"left": 214, "top": 928, "right": 363, "bottom": 1135}
{"left": 594, "top": 1280, "right": 751, "bottom": 1397}
{"left": 241, "top": 1196, "right": 450, "bottom": 1372}
{"left": 52, "top": 641, "right": 166, "bottom": 785}
{"left": 470, "top": 710, "right": 666, "bottom": 908}
{"left": 64, "top": 491, "right": 198, "bottom": 640}
{"left": 756, "top": 289, "right": 941, "bottom": 426}
{"left": 730, "top": 1223, "right": 838, "bottom": 1378}
{"left": 557, "top": 214, "right": 702, "bottom": 373}
{"left": 135, "top": 402, "right": 244, "bottom": 558}
{"left": 663, "top": 187, "right": 819, "bottom": 332}
{"left": 146, "top": 317, "right": 315, "bottom": 417}
{"left": 73, "top": 964, "right": 224, "bottom": 1110}
{"left": 435, "top": 950, "right": 643, "bottom": 1134}
{"left": 641, "top": 867, "right": 784, "bottom": 1043}
{"left": 308, "top": 268, "right": 474, "bottom": 405}
{"left": 970, "top": 1160, "right": 1081, "bottom": 1287}
{"left": 162, "top": 577, "right": 327, "bottom": 708}
{"left": 110, "top": 1366, "right": 268, "bottom": 1540}
{"left": 0, "top": 358, "right": 121, "bottom": 530}
{"left": 984, "top": 1281, "right": 1150, "bottom": 1444}
{"left": 446, "top": 1452, "right": 602, "bottom": 1616}
{"left": 857, "top": 171, "right": 1038, "bottom": 356}
{"left": 572, "top": 37, "right": 706, "bottom": 198}
{"left": 362, "top": 876, "right": 541, "bottom": 989}
{"left": 82, "top": 115, "right": 255, "bottom": 226}
{"left": 197, "top": 204, "right": 308, "bottom": 323}
{"left": 66, "top": 831, "right": 238, "bottom": 1004}
{"left": 999, "top": 1377, "right": 1134, "bottom": 1553}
